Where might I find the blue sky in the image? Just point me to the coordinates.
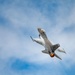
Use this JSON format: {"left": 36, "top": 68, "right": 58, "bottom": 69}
{"left": 0, "top": 0, "right": 75, "bottom": 75}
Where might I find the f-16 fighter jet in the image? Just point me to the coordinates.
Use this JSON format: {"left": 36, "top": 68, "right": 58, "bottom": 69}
{"left": 30, "top": 28, "right": 66, "bottom": 60}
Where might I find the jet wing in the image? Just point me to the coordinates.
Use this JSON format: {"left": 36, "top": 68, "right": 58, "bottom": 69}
{"left": 30, "top": 36, "right": 44, "bottom": 46}
{"left": 57, "top": 47, "right": 66, "bottom": 53}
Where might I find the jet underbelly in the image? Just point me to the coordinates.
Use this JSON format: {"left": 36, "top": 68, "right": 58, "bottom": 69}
{"left": 44, "top": 39, "right": 52, "bottom": 50}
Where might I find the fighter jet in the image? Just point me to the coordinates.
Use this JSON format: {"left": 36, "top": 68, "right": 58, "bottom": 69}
{"left": 30, "top": 28, "right": 66, "bottom": 60}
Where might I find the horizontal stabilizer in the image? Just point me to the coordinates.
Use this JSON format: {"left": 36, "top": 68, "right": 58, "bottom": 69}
{"left": 57, "top": 48, "right": 66, "bottom": 53}
{"left": 42, "top": 50, "right": 48, "bottom": 54}
{"left": 58, "top": 49, "right": 66, "bottom": 53}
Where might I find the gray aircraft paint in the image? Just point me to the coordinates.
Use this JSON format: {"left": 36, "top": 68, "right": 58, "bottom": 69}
{"left": 31, "top": 28, "right": 66, "bottom": 60}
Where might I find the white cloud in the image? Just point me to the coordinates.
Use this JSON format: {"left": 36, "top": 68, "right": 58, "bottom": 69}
{"left": 0, "top": 1, "right": 75, "bottom": 75}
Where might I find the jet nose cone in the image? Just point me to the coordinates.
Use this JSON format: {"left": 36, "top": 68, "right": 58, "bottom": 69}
{"left": 37, "top": 28, "right": 45, "bottom": 34}
{"left": 37, "top": 28, "right": 45, "bottom": 32}
{"left": 37, "top": 28, "right": 41, "bottom": 31}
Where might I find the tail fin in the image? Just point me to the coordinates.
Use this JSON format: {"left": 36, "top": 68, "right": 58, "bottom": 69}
{"left": 54, "top": 53, "right": 62, "bottom": 60}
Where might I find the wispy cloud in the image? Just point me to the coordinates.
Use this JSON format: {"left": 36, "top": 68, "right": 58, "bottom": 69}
{"left": 0, "top": 0, "right": 75, "bottom": 75}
